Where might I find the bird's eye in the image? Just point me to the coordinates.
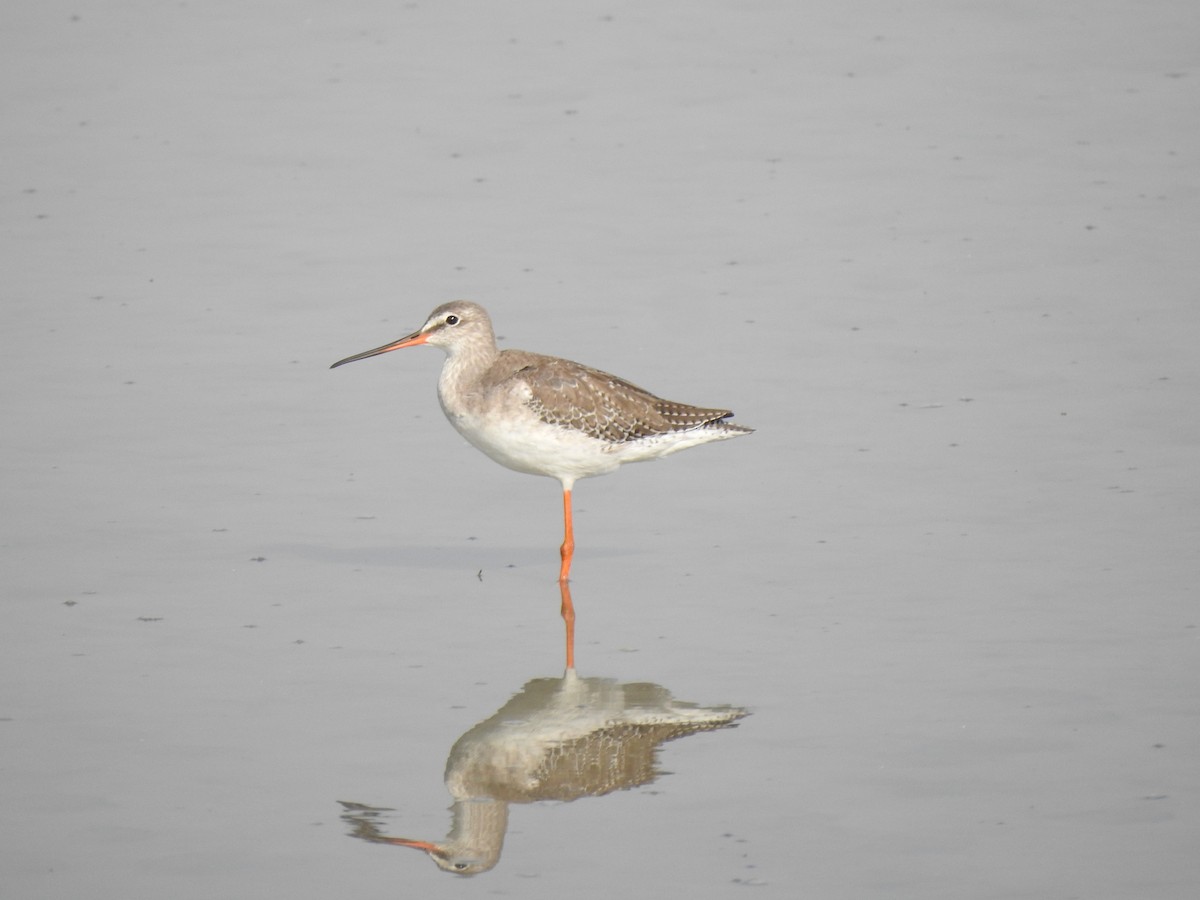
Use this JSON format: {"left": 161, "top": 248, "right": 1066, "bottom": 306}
{"left": 453, "top": 863, "right": 468, "bottom": 871}
{"left": 445, "top": 315, "right": 460, "bottom": 326}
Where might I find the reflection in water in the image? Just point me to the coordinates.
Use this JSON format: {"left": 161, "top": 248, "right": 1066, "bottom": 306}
{"left": 340, "top": 671, "right": 747, "bottom": 875}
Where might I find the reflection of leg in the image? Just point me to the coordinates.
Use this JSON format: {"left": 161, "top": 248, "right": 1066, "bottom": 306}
{"left": 558, "top": 487, "right": 575, "bottom": 583}
{"left": 559, "top": 579, "right": 576, "bottom": 671}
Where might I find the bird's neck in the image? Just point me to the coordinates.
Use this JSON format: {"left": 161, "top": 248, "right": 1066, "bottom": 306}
{"left": 442, "top": 798, "right": 508, "bottom": 865}
{"left": 437, "top": 340, "right": 499, "bottom": 413}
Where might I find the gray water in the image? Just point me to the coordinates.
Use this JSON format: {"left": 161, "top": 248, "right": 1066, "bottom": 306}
{"left": 3, "top": 2, "right": 1198, "bottom": 898}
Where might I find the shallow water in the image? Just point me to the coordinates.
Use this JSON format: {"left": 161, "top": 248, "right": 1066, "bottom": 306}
{"left": 3, "top": 2, "right": 1198, "bottom": 898}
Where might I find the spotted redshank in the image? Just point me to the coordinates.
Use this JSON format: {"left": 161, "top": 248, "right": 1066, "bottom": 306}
{"left": 330, "top": 300, "right": 752, "bottom": 591}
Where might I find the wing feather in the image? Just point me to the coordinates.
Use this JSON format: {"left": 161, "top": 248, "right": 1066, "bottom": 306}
{"left": 490, "top": 352, "right": 737, "bottom": 443}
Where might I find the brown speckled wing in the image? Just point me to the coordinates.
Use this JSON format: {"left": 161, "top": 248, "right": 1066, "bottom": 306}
{"left": 513, "top": 355, "right": 737, "bottom": 443}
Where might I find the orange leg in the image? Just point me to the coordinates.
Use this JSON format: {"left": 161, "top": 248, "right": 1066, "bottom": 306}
{"left": 558, "top": 487, "right": 575, "bottom": 583}
{"left": 559, "top": 580, "right": 576, "bottom": 671}
{"left": 558, "top": 487, "right": 576, "bottom": 670}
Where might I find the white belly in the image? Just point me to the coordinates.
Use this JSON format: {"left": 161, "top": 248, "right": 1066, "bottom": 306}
{"left": 444, "top": 404, "right": 623, "bottom": 485}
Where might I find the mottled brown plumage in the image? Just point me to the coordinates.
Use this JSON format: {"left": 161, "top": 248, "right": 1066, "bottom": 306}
{"left": 500, "top": 352, "right": 739, "bottom": 443}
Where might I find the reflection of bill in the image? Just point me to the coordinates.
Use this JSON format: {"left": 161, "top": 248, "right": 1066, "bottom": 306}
{"left": 340, "top": 672, "right": 747, "bottom": 875}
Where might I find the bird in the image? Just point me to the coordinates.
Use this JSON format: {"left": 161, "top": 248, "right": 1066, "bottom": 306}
{"left": 330, "top": 301, "right": 752, "bottom": 591}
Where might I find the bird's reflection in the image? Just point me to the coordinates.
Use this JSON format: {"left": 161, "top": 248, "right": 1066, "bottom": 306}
{"left": 340, "top": 669, "right": 748, "bottom": 875}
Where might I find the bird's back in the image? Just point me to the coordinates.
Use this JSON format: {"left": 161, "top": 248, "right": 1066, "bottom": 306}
{"left": 487, "top": 349, "right": 751, "bottom": 445}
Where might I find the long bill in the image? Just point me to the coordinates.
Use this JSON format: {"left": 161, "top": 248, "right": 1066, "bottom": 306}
{"left": 382, "top": 837, "right": 442, "bottom": 852}
{"left": 330, "top": 330, "right": 428, "bottom": 369}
